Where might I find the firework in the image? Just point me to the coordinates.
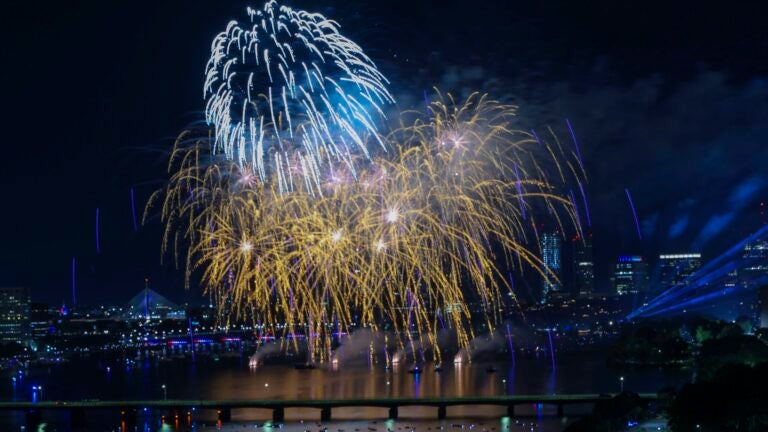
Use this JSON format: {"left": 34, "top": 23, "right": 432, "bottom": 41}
{"left": 71, "top": 257, "right": 77, "bottom": 305}
{"left": 149, "top": 93, "right": 582, "bottom": 362}
{"left": 95, "top": 207, "right": 101, "bottom": 254}
{"left": 625, "top": 188, "right": 642, "bottom": 239}
{"left": 578, "top": 181, "right": 592, "bottom": 227}
{"left": 130, "top": 187, "right": 139, "bottom": 232}
{"left": 205, "top": 0, "right": 394, "bottom": 194}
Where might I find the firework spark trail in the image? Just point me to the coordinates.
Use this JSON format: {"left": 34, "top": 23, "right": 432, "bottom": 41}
{"left": 95, "top": 208, "right": 101, "bottom": 254}
{"left": 578, "top": 181, "right": 592, "bottom": 227}
{"left": 625, "top": 188, "right": 643, "bottom": 240}
{"left": 130, "top": 188, "right": 138, "bottom": 232}
{"left": 531, "top": 129, "right": 543, "bottom": 146}
{"left": 204, "top": 1, "right": 394, "bottom": 192}
{"left": 565, "top": 118, "right": 584, "bottom": 169}
{"left": 514, "top": 162, "right": 526, "bottom": 220}
{"left": 71, "top": 257, "right": 76, "bottom": 305}
{"left": 569, "top": 189, "right": 583, "bottom": 237}
{"left": 436, "top": 310, "right": 445, "bottom": 329}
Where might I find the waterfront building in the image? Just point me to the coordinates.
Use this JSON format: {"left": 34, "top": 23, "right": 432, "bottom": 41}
{"left": 657, "top": 253, "right": 702, "bottom": 293}
{"left": 741, "top": 238, "right": 768, "bottom": 287}
{"left": 614, "top": 256, "right": 649, "bottom": 296}
{"left": 573, "top": 233, "right": 595, "bottom": 298}
{"left": 540, "top": 232, "right": 562, "bottom": 303}
{"left": 0, "top": 287, "right": 31, "bottom": 345}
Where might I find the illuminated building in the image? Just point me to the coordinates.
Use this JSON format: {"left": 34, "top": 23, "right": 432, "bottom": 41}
{"left": 0, "top": 287, "right": 31, "bottom": 345}
{"left": 540, "top": 232, "right": 562, "bottom": 303}
{"left": 742, "top": 239, "right": 768, "bottom": 326}
{"left": 614, "top": 256, "right": 649, "bottom": 296}
{"left": 572, "top": 233, "right": 594, "bottom": 298}
{"left": 29, "top": 302, "right": 58, "bottom": 340}
{"left": 740, "top": 238, "right": 768, "bottom": 287}
{"left": 657, "top": 253, "right": 702, "bottom": 293}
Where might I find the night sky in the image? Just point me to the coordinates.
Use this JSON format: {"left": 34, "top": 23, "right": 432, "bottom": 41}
{"left": 2, "top": 1, "right": 767, "bottom": 305}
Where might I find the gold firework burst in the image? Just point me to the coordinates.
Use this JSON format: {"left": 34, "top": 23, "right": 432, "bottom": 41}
{"left": 147, "top": 92, "right": 584, "bottom": 362}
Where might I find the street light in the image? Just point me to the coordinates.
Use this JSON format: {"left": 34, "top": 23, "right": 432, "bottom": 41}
{"left": 619, "top": 376, "right": 625, "bottom": 392}
{"left": 162, "top": 384, "right": 167, "bottom": 400}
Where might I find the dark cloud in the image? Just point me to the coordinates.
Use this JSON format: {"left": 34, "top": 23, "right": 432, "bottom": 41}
{"left": 518, "top": 71, "right": 768, "bottom": 288}
{"left": 409, "top": 64, "right": 768, "bottom": 290}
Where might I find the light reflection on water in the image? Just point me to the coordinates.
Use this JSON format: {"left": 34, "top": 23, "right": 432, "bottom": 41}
{"left": 197, "top": 417, "right": 571, "bottom": 432}
{"left": 0, "top": 352, "right": 690, "bottom": 430}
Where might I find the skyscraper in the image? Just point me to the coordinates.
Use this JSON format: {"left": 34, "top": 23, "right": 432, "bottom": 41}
{"left": 540, "top": 232, "right": 562, "bottom": 303}
{"left": 742, "top": 239, "right": 768, "bottom": 326}
{"left": 741, "top": 238, "right": 768, "bottom": 287}
{"left": 658, "top": 253, "right": 702, "bottom": 293}
{"left": 572, "top": 233, "right": 594, "bottom": 298}
{"left": 614, "top": 256, "right": 649, "bottom": 296}
{"left": 0, "top": 287, "right": 31, "bottom": 345}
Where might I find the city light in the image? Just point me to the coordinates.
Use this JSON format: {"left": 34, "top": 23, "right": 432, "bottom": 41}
{"left": 32, "top": 385, "right": 43, "bottom": 401}
{"left": 659, "top": 253, "right": 702, "bottom": 259}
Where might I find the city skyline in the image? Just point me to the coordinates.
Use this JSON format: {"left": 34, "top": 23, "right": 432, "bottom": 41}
{"left": 5, "top": 225, "right": 765, "bottom": 308}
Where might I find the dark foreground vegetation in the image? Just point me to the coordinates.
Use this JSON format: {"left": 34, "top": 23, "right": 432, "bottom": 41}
{"left": 567, "top": 317, "right": 768, "bottom": 431}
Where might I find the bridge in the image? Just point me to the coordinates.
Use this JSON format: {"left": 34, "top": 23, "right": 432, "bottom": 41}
{"left": 0, "top": 394, "right": 668, "bottom": 427}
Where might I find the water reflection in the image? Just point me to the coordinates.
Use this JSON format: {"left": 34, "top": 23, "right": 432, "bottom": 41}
{"left": 505, "top": 365, "right": 515, "bottom": 395}
{"left": 546, "top": 371, "right": 556, "bottom": 395}
{"left": 0, "top": 352, "right": 692, "bottom": 430}
{"left": 4, "top": 353, "right": 693, "bottom": 404}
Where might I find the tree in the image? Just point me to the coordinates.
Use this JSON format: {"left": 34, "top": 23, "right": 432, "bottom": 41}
{"left": 697, "top": 334, "right": 768, "bottom": 380}
{"left": 669, "top": 362, "right": 768, "bottom": 431}
{"left": 564, "top": 392, "right": 652, "bottom": 432}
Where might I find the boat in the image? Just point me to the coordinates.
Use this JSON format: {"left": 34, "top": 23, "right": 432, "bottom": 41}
{"left": 407, "top": 366, "right": 422, "bottom": 374}
{"left": 434, "top": 363, "right": 443, "bottom": 372}
{"left": 485, "top": 366, "right": 497, "bottom": 373}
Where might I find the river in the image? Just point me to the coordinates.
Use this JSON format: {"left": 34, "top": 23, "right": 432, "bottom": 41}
{"left": 0, "top": 350, "right": 691, "bottom": 431}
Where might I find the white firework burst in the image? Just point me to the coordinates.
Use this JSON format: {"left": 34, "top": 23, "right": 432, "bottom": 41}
{"left": 204, "top": 0, "right": 394, "bottom": 195}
